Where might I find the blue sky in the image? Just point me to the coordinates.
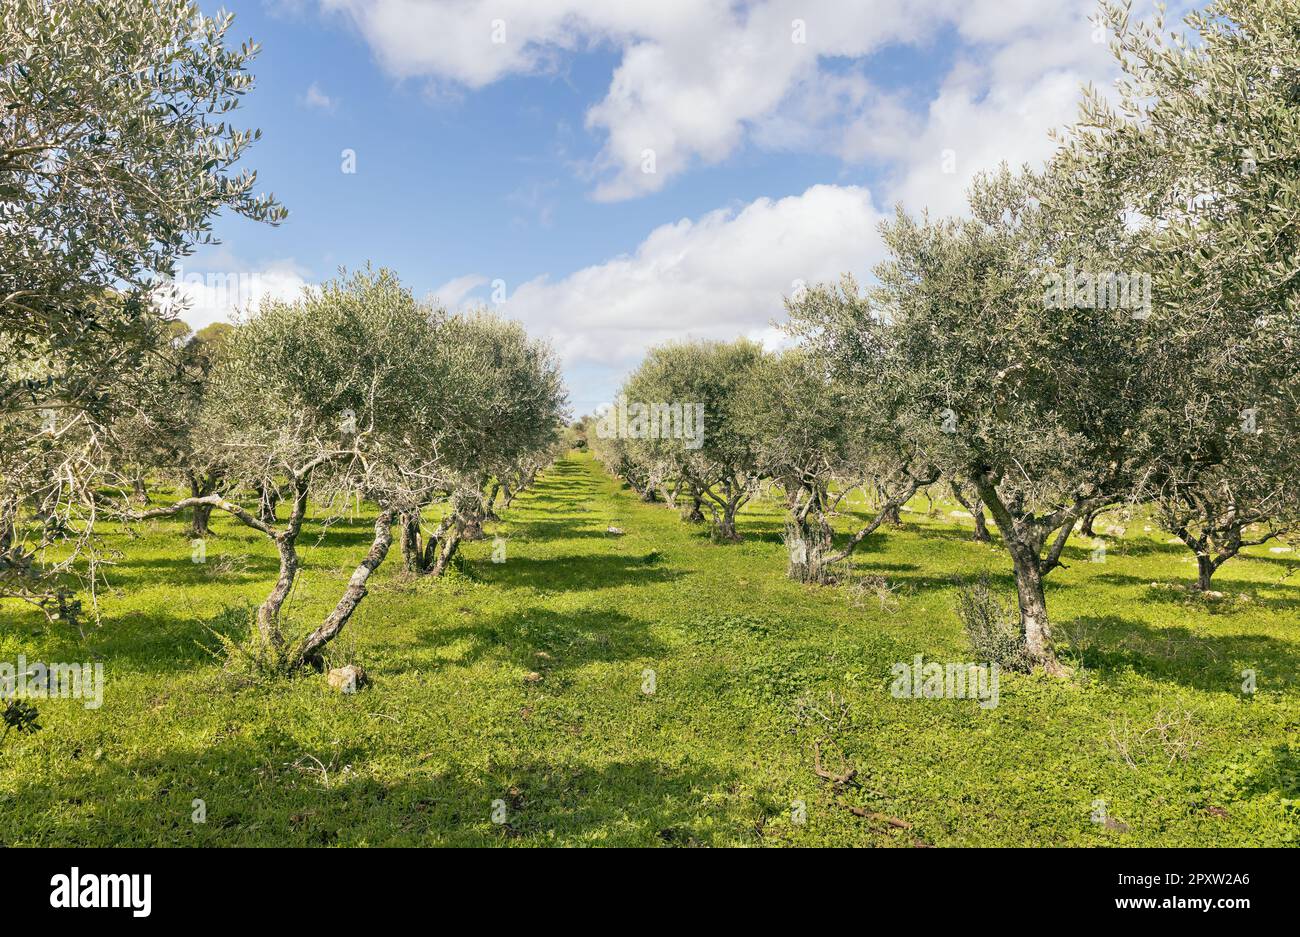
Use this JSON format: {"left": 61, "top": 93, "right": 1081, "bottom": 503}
{"left": 180, "top": 0, "right": 1178, "bottom": 412}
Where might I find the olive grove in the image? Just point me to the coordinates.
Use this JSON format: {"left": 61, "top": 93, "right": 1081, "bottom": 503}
{"left": 596, "top": 0, "right": 1299, "bottom": 674}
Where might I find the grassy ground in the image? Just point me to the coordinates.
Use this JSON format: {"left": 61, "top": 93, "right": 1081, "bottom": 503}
{"left": 1, "top": 451, "right": 1297, "bottom": 846}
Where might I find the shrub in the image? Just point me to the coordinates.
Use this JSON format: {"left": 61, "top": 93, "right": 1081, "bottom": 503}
{"left": 954, "top": 575, "right": 1032, "bottom": 672}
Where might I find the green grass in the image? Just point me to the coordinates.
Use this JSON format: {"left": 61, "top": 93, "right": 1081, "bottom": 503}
{"left": 2, "top": 451, "right": 1298, "bottom": 846}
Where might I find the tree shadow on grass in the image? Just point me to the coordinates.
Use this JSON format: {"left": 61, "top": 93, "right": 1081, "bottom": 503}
{"left": 0, "top": 597, "right": 263, "bottom": 675}
{"left": 1247, "top": 551, "right": 1300, "bottom": 569}
{"left": 0, "top": 737, "right": 750, "bottom": 846}
{"left": 1088, "top": 571, "right": 1300, "bottom": 614}
{"left": 473, "top": 552, "right": 682, "bottom": 593}
{"left": 1059, "top": 613, "right": 1300, "bottom": 693}
{"left": 102, "top": 603, "right": 264, "bottom": 673}
{"left": 410, "top": 605, "right": 670, "bottom": 675}
{"left": 501, "top": 521, "right": 615, "bottom": 541}
{"left": 99, "top": 554, "right": 276, "bottom": 591}
{"left": 1242, "top": 744, "right": 1300, "bottom": 804}
{"left": 1090, "top": 539, "right": 1191, "bottom": 559}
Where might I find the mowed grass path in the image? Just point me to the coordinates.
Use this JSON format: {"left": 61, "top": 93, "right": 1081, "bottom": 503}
{"left": 1, "top": 452, "right": 1298, "bottom": 846}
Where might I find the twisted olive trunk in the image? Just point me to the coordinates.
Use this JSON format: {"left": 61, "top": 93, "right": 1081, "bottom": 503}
{"left": 293, "top": 509, "right": 396, "bottom": 669}
{"left": 430, "top": 524, "right": 462, "bottom": 577}
{"left": 186, "top": 470, "right": 222, "bottom": 539}
{"left": 1196, "top": 554, "right": 1219, "bottom": 591}
{"left": 827, "top": 469, "right": 939, "bottom": 565}
{"left": 785, "top": 485, "right": 835, "bottom": 583}
{"left": 256, "top": 479, "right": 310, "bottom": 650}
{"left": 399, "top": 511, "right": 424, "bottom": 572}
{"left": 701, "top": 475, "right": 750, "bottom": 541}
{"left": 1079, "top": 509, "right": 1099, "bottom": 538}
{"left": 130, "top": 472, "right": 315, "bottom": 652}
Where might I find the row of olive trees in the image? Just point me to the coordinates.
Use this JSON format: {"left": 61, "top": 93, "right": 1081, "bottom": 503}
{"left": 590, "top": 336, "right": 939, "bottom": 580}
{"left": 595, "top": 0, "right": 1300, "bottom": 675}
{"left": 124, "top": 269, "right": 567, "bottom": 671}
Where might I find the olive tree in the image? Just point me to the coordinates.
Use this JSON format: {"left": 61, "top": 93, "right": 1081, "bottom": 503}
{"left": 129, "top": 269, "right": 445, "bottom": 668}
{"left": 795, "top": 166, "right": 1165, "bottom": 674}
{"left": 0, "top": 295, "right": 211, "bottom": 630}
{"left": 1, "top": 0, "right": 283, "bottom": 416}
{"left": 1, "top": 0, "right": 280, "bottom": 619}
{"left": 781, "top": 278, "right": 942, "bottom": 578}
{"left": 108, "top": 322, "right": 236, "bottom": 536}
{"left": 1156, "top": 432, "right": 1300, "bottom": 591}
{"left": 589, "top": 429, "right": 658, "bottom": 501}
{"left": 1056, "top": 0, "right": 1300, "bottom": 591}
{"left": 748, "top": 344, "right": 936, "bottom": 583}
{"left": 398, "top": 310, "right": 567, "bottom": 576}
{"left": 748, "top": 348, "right": 866, "bottom": 581}
{"left": 491, "top": 437, "right": 569, "bottom": 514}
{"left": 615, "top": 339, "right": 765, "bottom": 540}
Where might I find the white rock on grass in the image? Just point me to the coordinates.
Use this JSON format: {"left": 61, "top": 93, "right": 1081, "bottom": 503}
{"left": 327, "top": 664, "right": 367, "bottom": 694}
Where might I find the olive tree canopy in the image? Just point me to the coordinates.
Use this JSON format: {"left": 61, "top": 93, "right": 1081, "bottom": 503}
{"left": 1052, "top": 0, "right": 1300, "bottom": 589}
{"left": 794, "top": 166, "right": 1166, "bottom": 673}
{"left": 132, "top": 268, "right": 446, "bottom": 666}
{"left": 1, "top": 0, "right": 284, "bottom": 415}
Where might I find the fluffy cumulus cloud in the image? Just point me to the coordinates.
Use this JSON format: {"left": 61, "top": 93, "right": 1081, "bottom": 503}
{"left": 323, "top": 0, "right": 1193, "bottom": 406}
{"left": 158, "top": 258, "right": 312, "bottom": 331}
{"left": 480, "top": 184, "right": 884, "bottom": 366}
{"left": 428, "top": 273, "right": 488, "bottom": 309}
{"left": 841, "top": 0, "right": 1130, "bottom": 216}
{"left": 316, "top": 0, "right": 1181, "bottom": 206}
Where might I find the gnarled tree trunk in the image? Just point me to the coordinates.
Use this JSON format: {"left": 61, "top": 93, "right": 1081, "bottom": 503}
{"left": 784, "top": 486, "right": 835, "bottom": 583}
{"left": 293, "top": 509, "right": 396, "bottom": 669}
{"left": 827, "top": 469, "right": 939, "bottom": 565}
{"left": 256, "top": 478, "right": 310, "bottom": 650}
{"left": 1079, "top": 508, "right": 1099, "bottom": 538}
{"left": 973, "top": 475, "right": 1073, "bottom": 676}
{"left": 1196, "top": 553, "right": 1219, "bottom": 591}
{"left": 431, "top": 524, "right": 462, "bottom": 577}
{"left": 186, "top": 470, "right": 220, "bottom": 539}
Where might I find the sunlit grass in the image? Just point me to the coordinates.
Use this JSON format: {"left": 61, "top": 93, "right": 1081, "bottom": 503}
{"left": 1, "top": 451, "right": 1296, "bottom": 846}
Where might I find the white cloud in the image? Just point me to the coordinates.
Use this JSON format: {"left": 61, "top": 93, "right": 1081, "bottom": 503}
{"left": 319, "top": 1, "right": 940, "bottom": 199}
{"left": 845, "top": 1, "right": 1121, "bottom": 216}
{"left": 429, "top": 273, "right": 488, "bottom": 309}
{"left": 302, "top": 81, "right": 337, "bottom": 111}
{"left": 499, "top": 183, "right": 885, "bottom": 367}
{"left": 314, "top": 1, "right": 1185, "bottom": 205}
{"left": 308, "top": 0, "right": 1201, "bottom": 410}
{"left": 158, "top": 260, "right": 312, "bottom": 331}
